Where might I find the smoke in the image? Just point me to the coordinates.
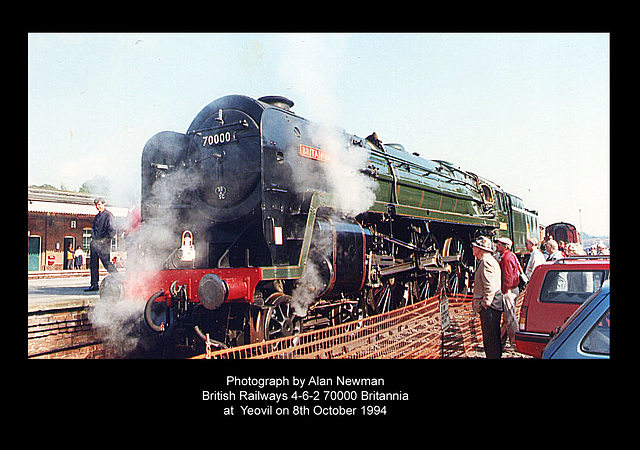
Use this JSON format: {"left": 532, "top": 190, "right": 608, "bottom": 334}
{"left": 135, "top": 162, "right": 201, "bottom": 272}
{"left": 89, "top": 273, "right": 146, "bottom": 357}
{"left": 90, "top": 291, "right": 146, "bottom": 357}
{"left": 277, "top": 34, "right": 345, "bottom": 122}
{"left": 290, "top": 263, "right": 325, "bottom": 317}
{"left": 286, "top": 122, "right": 377, "bottom": 318}
{"left": 90, "top": 135, "right": 200, "bottom": 357}
{"left": 277, "top": 35, "right": 378, "bottom": 318}
{"left": 278, "top": 36, "right": 377, "bottom": 215}
{"left": 310, "top": 123, "right": 377, "bottom": 216}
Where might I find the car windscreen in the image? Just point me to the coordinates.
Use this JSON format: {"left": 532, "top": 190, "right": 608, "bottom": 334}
{"left": 539, "top": 270, "right": 608, "bottom": 304}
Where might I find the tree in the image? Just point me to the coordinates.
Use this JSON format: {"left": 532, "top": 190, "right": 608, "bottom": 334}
{"left": 79, "top": 175, "right": 111, "bottom": 196}
{"left": 29, "top": 183, "right": 57, "bottom": 190}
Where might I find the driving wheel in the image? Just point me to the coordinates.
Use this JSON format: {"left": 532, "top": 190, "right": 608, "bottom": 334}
{"left": 264, "top": 293, "right": 303, "bottom": 340}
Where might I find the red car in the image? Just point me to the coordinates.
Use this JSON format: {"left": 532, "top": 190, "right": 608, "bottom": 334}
{"left": 515, "top": 256, "right": 609, "bottom": 357}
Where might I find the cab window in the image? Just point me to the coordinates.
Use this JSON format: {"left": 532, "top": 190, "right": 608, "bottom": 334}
{"left": 496, "top": 192, "right": 508, "bottom": 212}
{"left": 481, "top": 185, "right": 493, "bottom": 204}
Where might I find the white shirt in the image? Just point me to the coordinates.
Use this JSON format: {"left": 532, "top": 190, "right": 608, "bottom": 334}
{"left": 525, "top": 248, "right": 546, "bottom": 279}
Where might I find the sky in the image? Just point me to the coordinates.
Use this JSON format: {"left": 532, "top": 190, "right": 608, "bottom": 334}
{"left": 27, "top": 33, "right": 610, "bottom": 236}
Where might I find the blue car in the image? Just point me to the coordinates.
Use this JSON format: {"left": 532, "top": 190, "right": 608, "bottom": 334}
{"left": 542, "top": 280, "right": 610, "bottom": 359}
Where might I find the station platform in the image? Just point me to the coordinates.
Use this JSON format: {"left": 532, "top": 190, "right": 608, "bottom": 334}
{"left": 28, "top": 268, "right": 118, "bottom": 280}
{"left": 27, "top": 269, "right": 127, "bottom": 358}
{"left": 27, "top": 268, "right": 124, "bottom": 312}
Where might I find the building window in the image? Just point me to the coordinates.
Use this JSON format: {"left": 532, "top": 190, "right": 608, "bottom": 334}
{"left": 83, "top": 227, "right": 118, "bottom": 253}
{"left": 83, "top": 228, "right": 92, "bottom": 255}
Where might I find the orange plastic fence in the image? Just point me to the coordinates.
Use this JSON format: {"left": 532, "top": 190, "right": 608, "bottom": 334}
{"left": 191, "top": 293, "right": 483, "bottom": 359}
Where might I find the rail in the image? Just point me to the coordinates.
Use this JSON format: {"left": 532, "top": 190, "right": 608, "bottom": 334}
{"left": 191, "top": 293, "right": 483, "bottom": 359}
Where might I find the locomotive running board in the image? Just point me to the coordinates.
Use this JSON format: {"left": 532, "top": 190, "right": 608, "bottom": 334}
{"left": 259, "top": 191, "right": 460, "bottom": 282}
{"left": 377, "top": 254, "right": 447, "bottom": 277}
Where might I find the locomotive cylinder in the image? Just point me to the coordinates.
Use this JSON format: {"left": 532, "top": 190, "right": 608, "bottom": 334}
{"left": 310, "top": 216, "right": 370, "bottom": 298}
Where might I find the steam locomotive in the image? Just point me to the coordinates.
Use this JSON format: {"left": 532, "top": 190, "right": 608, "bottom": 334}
{"left": 102, "top": 94, "right": 539, "bottom": 356}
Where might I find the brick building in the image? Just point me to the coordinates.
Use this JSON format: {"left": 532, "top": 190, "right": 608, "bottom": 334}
{"left": 27, "top": 187, "right": 129, "bottom": 271}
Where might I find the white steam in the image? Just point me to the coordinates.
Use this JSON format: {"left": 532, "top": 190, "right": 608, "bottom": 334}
{"left": 311, "top": 123, "right": 377, "bottom": 216}
{"left": 285, "top": 128, "right": 378, "bottom": 318}
{"left": 277, "top": 35, "right": 378, "bottom": 318}
{"left": 290, "top": 263, "right": 326, "bottom": 317}
{"left": 134, "top": 164, "right": 201, "bottom": 272}
{"left": 90, "top": 293, "right": 145, "bottom": 357}
{"left": 277, "top": 34, "right": 345, "bottom": 122}
{"left": 90, "top": 149, "right": 200, "bottom": 356}
{"left": 278, "top": 35, "right": 377, "bottom": 216}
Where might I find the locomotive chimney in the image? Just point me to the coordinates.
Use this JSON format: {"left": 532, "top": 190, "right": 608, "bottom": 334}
{"left": 258, "top": 95, "right": 294, "bottom": 111}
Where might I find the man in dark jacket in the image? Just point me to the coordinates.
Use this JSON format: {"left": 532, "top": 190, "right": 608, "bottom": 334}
{"left": 85, "top": 198, "right": 118, "bottom": 291}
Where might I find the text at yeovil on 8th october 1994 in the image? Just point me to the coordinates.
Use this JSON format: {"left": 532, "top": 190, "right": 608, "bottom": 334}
{"left": 202, "top": 375, "right": 410, "bottom": 417}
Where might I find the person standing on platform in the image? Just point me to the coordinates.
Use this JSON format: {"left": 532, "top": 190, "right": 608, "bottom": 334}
{"left": 65, "top": 242, "right": 75, "bottom": 270}
{"left": 74, "top": 245, "right": 85, "bottom": 269}
{"left": 545, "top": 239, "right": 563, "bottom": 261}
{"left": 496, "top": 237, "right": 520, "bottom": 349}
{"left": 85, "top": 198, "right": 118, "bottom": 292}
{"left": 471, "top": 236, "right": 503, "bottom": 359}
{"left": 524, "top": 237, "right": 546, "bottom": 280}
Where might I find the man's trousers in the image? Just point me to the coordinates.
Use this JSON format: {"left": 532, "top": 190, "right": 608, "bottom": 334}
{"left": 89, "top": 238, "right": 117, "bottom": 288}
{"left": 480, "top": 307, "right": 503, "bottom": 359}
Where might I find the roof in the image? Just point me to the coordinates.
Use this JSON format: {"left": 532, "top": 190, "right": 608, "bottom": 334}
{"left": 544, "top": 256, "right": 610, "bottom": 267}
{"left": 28, "top": 200, "right": 129, "bottom": 217}
{"left": 27, "top": 187, "right": 129, "bottom": 218}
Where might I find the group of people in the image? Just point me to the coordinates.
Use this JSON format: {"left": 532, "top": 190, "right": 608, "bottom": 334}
{"left": 64, "top": 244, "right": 86, "bottom": 270}
{"left": 471, "top": 235, "right": 548, "bottom": 359}
{"left": 542, "top": 235, "right": 609, "bottom": 259}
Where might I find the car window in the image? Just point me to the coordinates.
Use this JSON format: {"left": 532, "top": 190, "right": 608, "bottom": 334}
{"left": 540, "top": 270, "right": 607, "bottom": 304}
{"left": 581, "top": 308, "right": 610, "bottom": 355}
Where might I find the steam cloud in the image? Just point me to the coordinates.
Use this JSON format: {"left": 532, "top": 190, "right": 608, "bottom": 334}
{"left": 288, "top": 125, "right": 377, "bottom": 317}
{"left": 279, "top": 35, "right": 378, "bottom": 318}
{"left": 90, "top": 141, "right": 200, "bottom": 356}
{"left": 313, "top": 124, "right": 377, "bottom": 216}
{"left": 290, "top": 263, "right": 325, "bottom": 317}
{"left": 89, "top": 287, "right": 145, "bottom": 357}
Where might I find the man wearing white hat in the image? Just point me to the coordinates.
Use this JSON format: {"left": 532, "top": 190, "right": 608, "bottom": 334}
{"left": 471, "top": 236, "right": 503, "bottom": 359}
